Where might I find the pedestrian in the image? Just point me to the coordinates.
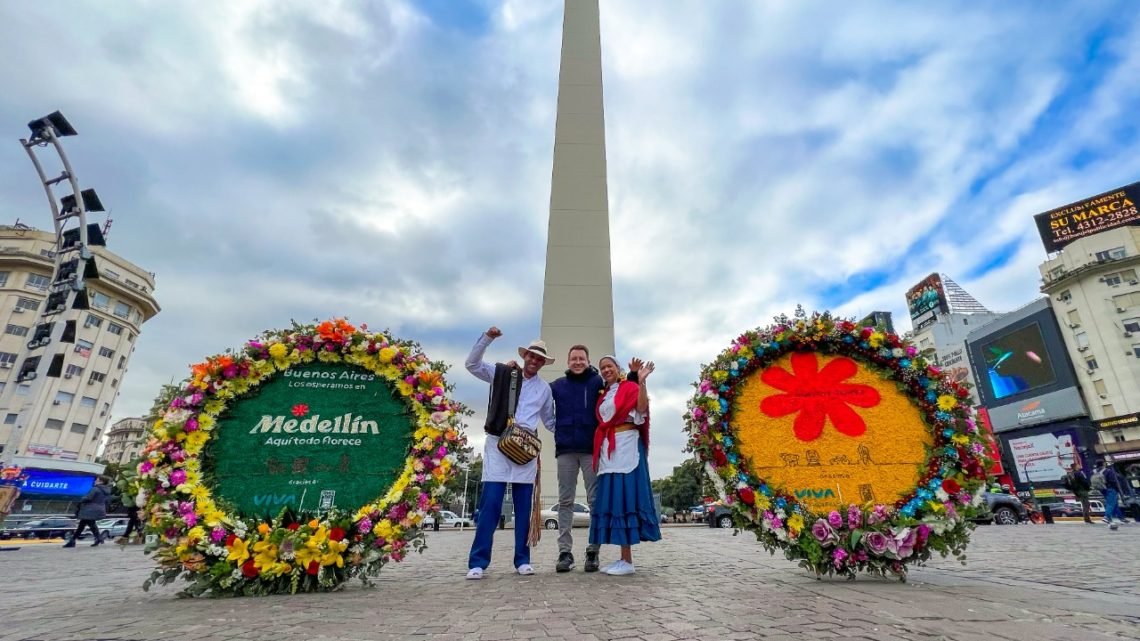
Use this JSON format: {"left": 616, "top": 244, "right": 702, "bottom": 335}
{"left": 589, "top": 356, "right": 661, "bottom": 576}
{"left": 463, "top": 327, "right": 555, "bottom": 580}
{"left": 1091, "top": 461, "right": 1128, "bottom": 525}
{"left": 121, "top": 504, "right": 144, "bottom": 544}
{"left": 1062, "top": 464, "right": 1093, "bottom": 524}
{"left": 64, "top": 476, "right": 113, "bottom": 548}
{"left": 547, "top": 345, "right": 638, "bottom": 573}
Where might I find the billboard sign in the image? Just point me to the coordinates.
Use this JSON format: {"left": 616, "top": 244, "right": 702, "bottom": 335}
{"left": 1007, "top": 429, "right": 1082, "bottom": 484}
{"left": 19, "top": 470, "right": 96, "bottom": 497}
{"left": 984, "top": 387, "right": 1087, "bottom": 432}
{"left": 978, "top": 322, "right": 1057, "bottom": 401}
{"left": 905, "top": 273, "right": 948, "bottom": 328}
{"left": 1033, "top": 181, "right": 1140, "bottom": 253}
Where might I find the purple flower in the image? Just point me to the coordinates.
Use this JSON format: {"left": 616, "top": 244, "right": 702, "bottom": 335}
{"left": 827, "top": 510, "right": 843, "bottom": 529}
{"left": 864, "top": 531, "right": 890, "bottom": 556}
{"left": 139, "top": 461, "right": 154, "bottom": 474}
{"left": 893, "top": 527, "right": 917, "bottom": 559}
{"left": 182, "top": 512, "right": 198, "bottom": 527}
{"left": 170, "top": 469, "right": 187, "bottom": 486}
{"left": 916, "top": 524, "right": 931, "bottom": 545}
{"left": 811, "top": 519, "right": 837, "bottom": 547}
{"left": 210, "top": 527, "right": 227, "bottom": 543}
{"left": 847, "top": 506, "right": 862, "bottom": 528}
{"left": 832, "top": 548, "right": 849, "bottom": 568}
{"left": 358, "top": 518, "right": 373, "bottom": 533}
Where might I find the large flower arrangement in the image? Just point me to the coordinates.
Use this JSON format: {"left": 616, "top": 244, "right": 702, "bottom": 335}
{"left": 137, "top": 319, "right": 468, "bottom": 597}
{"left": 684, "top": 311, "right": 994, "bottom": 580}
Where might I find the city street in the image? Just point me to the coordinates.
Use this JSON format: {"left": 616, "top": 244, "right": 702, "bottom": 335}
{"left": 0, "top": 522, "right": 1137, "bottom": 641}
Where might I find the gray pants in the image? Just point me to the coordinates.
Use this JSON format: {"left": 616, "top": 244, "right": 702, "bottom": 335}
{"left": 557, "top": 453, "right": 599, "bottom": 554}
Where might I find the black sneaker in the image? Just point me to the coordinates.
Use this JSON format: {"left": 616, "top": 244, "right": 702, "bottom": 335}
{"left": 556, "top": 552, "right": 574, "bottom": 573}
{"left": 584, "top": 551, "right": 600, "bottom": 573}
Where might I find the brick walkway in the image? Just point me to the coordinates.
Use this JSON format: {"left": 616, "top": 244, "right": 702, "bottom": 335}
{"left": 0, "top": 522, "right": 1137, "bottom": 641}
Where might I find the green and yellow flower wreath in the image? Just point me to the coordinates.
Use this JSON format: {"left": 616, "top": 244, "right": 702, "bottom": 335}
{"left": 137, "top": 319, "right": 468, "bottom": 597}
{"left": 684, "top": 312, "right": 995, "bottom": 580}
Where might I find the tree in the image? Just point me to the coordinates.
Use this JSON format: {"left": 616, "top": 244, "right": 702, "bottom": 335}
{"left": 652, "top": 456, "right": 712, "bottom": 512}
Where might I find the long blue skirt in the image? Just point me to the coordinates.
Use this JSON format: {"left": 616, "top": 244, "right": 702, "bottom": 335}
{"left": 589, "top": 440, "right": 661, "bottom": 546}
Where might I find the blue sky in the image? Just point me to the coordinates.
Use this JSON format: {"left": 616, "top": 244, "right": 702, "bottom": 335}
{"left": 1, "top": 1, "right": 1139, "bottom": 477}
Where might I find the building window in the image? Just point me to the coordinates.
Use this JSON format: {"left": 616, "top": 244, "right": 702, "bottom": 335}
{"left": 15, "top": 297, "right": 39, "bottom": 311}
{"left": 117, "top": 355, "right": 126, "bottom": 370}
{"left": 1066, "top": 309, "right": 1081, "bottom": 326}
{"left": 1112, "top": 429, "right": 1127, "bottom": 443}
{"left": 102, "top": 269, "right": 120, "bottom": 280}
{"left": 0, "top": 271, "right": 8, "bottom": 287}
{"left": 113, "top": 301, "right": 131, "bottom": 319}
{"left": 0, "top": 351, "right": 16, "bottom": 365}
{"left": 70, "top": 422, "right": 89, "bottom": 435}
{"left": 107, "top": 322, "right": 124, "bottom": 336}
{"left": 127, "top": 332, "right": 134, "bottom": 343}
{"left": 84, "top": 314, "right": 102, "bottom": 328}
{"left": 1058, "top": 289, "right": 1072, "bottom": 302}
{"left": 1075, "top": 331, "right": 1089, "bottom": 349}
{"left": 1102, "top": 404, "right": 1115, "bottom": 416}
{"left": 80, "top": 396, "right": 97, "bottom": 408}
{"left": 1086, "top": 358, "right": 1098, "bottom": 370}
{"left": 1093, "top": 379, "right": 1108, "bottom": 396}
{"left": 88, "top": 371, "right": 106, "bottom": 384}
{"left": 44, "top": 418, "right": 64, "bottom": 430}
{"left": 1133, "top": 343, "right": 1140, "bottom": 358}
{"left": 24, "top": 273, "right": 50, "bottom": 291}
{"left": 1049, "top": 266, "right": 1066, "bottom": 279}
{"left": 3, "top": 413, "right": 16, "bottom": 424}
{"left": 1114, "top": 292, "right": 1140, "bottom": 309}
{"left": 98, "top": 347, "right": 114, "bottom": 358}
{"left": 91, "top": 292, "right": 110, "bottom": 310}
{"left": 54, "top": 391, "right": 75, "bottom": 404}
{"left": 1096, "top": 247, "right": 1127, "bottom": 261}
{"left": 64, "top": 364, "right": 84, "bottom": 378}
{"left": 4, "top": 324, "right": 29, "bottom": 337}
{"left": 1123, "top": 318, "right": 1140, "bottom": 333}
{"left": 16, "top": 384, "right": 30, "bottom": 396}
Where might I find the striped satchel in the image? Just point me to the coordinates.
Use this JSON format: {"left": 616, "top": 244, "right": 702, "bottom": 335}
{"left": 497, "top": 369, "right": 541, "bottom": 465}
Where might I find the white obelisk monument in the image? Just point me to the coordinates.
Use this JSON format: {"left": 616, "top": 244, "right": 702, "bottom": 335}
{"left": 538, "top": 0, "right": 615, "bottom": 507}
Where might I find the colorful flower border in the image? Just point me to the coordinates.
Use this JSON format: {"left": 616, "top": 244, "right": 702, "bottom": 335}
{"left": 138, "top": 319, "right": 468, "bottom": 597}
{"left": 683, "top": 312, "right": 994, "bottom": 580}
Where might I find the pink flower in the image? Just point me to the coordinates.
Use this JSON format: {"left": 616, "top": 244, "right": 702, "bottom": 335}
{"left": 357, "top": 518, "right": 373, "bottom": 533}
{"left": 832, "top": 548, "right": 849, "bottom": 568}
{"left": 847, "top": 506, "right": 862, "bottom": 528}
{"left": 811, "top": 519, "right": 838, "bottom": 547}
{"left": 184, "top": 418, "right": 199, "bottom": 432}
{"left": 139, "top": 461, "right": 154, "bottom": 474}
{"left": 170, "top": 469, "right": 187, "bottom": 486}
{"left": 210, "top": 527, "right": 227, "bottom": 543}
{"left": 864, "top": 531, "right": 890, "bottom": 555}
{"left": 906, "top": 346, "right": 918, "bottom": 357}
{"left": 827, "top": 511, "right": 843, "bottom": 529}
{"left": 182, "top": 512, "right": 198, "bottom": 527}
{"left": 916, "top": 524, "right": 931, "bottom": 546}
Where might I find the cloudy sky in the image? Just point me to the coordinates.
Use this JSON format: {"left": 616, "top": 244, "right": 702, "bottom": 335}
{"left": 1, "top": 1, "right": 1138, "bottom": 478}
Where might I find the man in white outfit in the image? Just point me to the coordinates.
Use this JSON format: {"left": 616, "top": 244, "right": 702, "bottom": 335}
{"left": 465, "top": 326, "right": 555, "bottom": 579}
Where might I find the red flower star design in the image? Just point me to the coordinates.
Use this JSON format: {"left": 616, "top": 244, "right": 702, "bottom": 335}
{"left": 759, "top": 353, "right": 881, "bottom": 442}
{"left": 291, "top": 403, "right": 310, "bottom": 418}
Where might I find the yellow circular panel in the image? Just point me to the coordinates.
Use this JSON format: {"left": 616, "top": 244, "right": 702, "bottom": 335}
{"left": 734, "top": 351, "right": 932, "bottom": 514}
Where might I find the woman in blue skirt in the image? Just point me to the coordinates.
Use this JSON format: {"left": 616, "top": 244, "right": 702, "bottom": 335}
{"left": 590, "top": 356, "right": 661, "bottom": 575}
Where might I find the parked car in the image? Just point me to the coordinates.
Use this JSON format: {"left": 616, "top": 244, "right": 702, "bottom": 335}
{"left": 1047, "top": 502, "right": 1086, "bottom": 518}
{"left": 73, "top": 517, "right": 129, "bottom": 541}
{"left": 688, "top": 505, "right": 707, "bottom": 522}
{"left": 706, "top": 504, "right": 734, "bottom": 529}
{"left": 540, "top": 502, "right": 591, "bottom": 530}
{"left": 422, "top": 510, "right": 473, "bottom": 528}
{"left": 0, "top": 517, "right": 77, "bottom": 540}
{"left": 974, "top": 492, "right": 1028, "bottom": 525}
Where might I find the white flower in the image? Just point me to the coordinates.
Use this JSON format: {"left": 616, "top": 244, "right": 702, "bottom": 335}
{"left": 892, "top": 348, "right": 905, "bottom": 358}
{"left": 935, "top": 488, "right": 950, "bottom": 502}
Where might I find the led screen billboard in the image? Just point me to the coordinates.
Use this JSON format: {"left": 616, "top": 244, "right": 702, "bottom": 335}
{"left": 979, "top": 322, "right": 1057, "bottom": 400}
{"left": 905, "top": 273, "right": 948, "bottom": 327}
{"left": 1033, "top": 181, "right": 1140, "bottom": 253}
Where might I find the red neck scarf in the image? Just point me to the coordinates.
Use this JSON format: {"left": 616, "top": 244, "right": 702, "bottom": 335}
{"left": 593, "top": 380, "right": 650, "bottom": 470}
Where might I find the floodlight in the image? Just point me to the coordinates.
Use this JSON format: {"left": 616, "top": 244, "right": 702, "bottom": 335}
{"left": 60, "top": 188, "right": 105, "bottom": 213}
{"left": 27, "top": 111, "right": 77, "bottom": 137}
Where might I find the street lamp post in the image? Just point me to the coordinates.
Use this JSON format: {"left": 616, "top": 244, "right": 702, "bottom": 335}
{"left": 459, "top": 465, "right": 470, "bottom": 532}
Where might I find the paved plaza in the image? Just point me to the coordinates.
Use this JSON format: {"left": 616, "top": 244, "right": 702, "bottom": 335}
{"left": 0, "top": 522, "right": 1137, "bottom": 641}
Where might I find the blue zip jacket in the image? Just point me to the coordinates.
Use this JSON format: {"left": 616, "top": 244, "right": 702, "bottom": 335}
{"left": 550, "top": 367, "right": 605, "bottom": 457}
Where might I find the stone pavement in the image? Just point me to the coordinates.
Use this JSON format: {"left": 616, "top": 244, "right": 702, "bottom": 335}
{"left": 0, "top": 522, "right": 1137, "bottom": 641}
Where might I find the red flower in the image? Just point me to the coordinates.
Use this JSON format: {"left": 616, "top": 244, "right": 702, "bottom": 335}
{"left": 759, "top": 353, "right": 882, "bottom": 442}
{"left": 737, "top": 486, "right": 755, "bottom": 506}
{"left": 241, "top": 559, "right": 259, "bottom": 578}
{"left": 712, "top": 448, "right": 728, "bottom": 466}
{"left": 942, "top": 479, "right": 961, "bottom": 494}
{"left": 306, "top": 560, "right": 320, "bottom": 576}
{"left": 329, "top": 527, "right": 346, "bottom": 542}
{"left": 287, "top": 523, "right": 300, "bottom": 531}
{"left": 291, "top": 404, "right": 310, "bottom": 418}
{"left": 225, "top": 534, "right": 237, "bottom": 547}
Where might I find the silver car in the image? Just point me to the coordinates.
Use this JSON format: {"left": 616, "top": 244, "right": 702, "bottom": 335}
{"left": 540, "top": 502, "right": 590, "bottom": 530}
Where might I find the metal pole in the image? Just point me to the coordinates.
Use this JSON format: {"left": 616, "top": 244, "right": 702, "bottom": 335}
{"left": 459, "top": 465, "right": 470, "bottom": 532}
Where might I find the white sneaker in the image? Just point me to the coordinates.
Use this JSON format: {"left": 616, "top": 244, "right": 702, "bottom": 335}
{"left": 516, "top": 564, "right": 535, "bottom": 576}
{"left": 466, "top": 568, "right": 484, "bottom": 580}
{"left": 605, "top": 560, "right": 635, "bottom": 576}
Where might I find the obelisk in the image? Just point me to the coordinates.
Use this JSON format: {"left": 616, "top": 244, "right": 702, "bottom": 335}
{"left": 538, "top": 0, "right": 615, "bottom": 507}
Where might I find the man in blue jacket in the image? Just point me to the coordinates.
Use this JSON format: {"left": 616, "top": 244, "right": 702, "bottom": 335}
{"left": 550, "top": 344, "right": 607, "bottom": 573}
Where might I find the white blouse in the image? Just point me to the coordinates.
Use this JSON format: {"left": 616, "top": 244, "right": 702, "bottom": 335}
{"left": 596, "top": 383, "right": 646, "bottom": 475}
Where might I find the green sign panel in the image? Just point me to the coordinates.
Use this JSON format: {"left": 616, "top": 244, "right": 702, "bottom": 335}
{"left": 211, "top": 362, "right": 413, "bottom": 516}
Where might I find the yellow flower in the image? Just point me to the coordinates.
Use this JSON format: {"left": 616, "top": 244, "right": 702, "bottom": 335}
{"left": 937, "top": 395, "right": 958, "bottom": 411}
{"left": 321, "top": 539, "right": 348, "bottom": 567}
{"left": 787, "top": 513, "right": 804, "bottom": 534}
{"left": 226, "top": 537, "right": 250, "bottom": 564}
{"left": 869, "top": 332, "right": 885, "bottom": 348}
{"left": 266, "top": 561, "right": 292, "bottom": 577}
{"left": 268, "top": 343, "right": 288, "bottom": 360}
{"left": 755, "top": 494, "right": 771, "bottom": 510}
{"left": 951, "top": 434, "right": 970, "bottom": 445}
{"left": 257, "top": 523, "right": 271, "bottom": 535}
{"left": 927, "top": 501, "right": 946, "bottom": 513}
{"left": 189, "top": 484, "right": 211, "bottom": 503}
{"left": 396, "top": 381, "right": 413, "bottom": 396}
{"left": 378, "top": 347, "right": 397, "bottom": 364}
{"left": 294, "top": 544, "right": 320, "bottom": 570}
{"left": 373, "top": 520, "right": 395, "bottom": 540}
{"left": 185, "top": 430, "right": 209, "bottom": 453}
{"left": 308, "top": 519, "right": 321, "bottom": 530}
{"left": 196, "top": 414, "right": 215, "bottom": 430}
{"left": 712, "top": 370, "right": 728, "bottom": 383}
{"left": 204, "top": 400, "right": 225, "bottom": 415}
{"left": 253, "top": 540, "right": 277, "bottom": 567}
